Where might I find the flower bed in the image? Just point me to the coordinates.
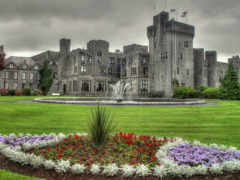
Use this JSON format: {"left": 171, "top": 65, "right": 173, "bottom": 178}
{"left": 0, "top": 133, "right": 240, "bottom": 179}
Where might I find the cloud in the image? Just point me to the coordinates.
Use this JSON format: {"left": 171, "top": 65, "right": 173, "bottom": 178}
{"left": 0, "top": 0, "right": 239, "bottom": 61}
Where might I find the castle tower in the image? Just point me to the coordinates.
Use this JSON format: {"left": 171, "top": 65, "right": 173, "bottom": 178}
{"left": 60, "top": 38, "right": 71, "bottom": 55}
{"left": 87, "top": 40, "right": 109, "bottom": 64}
{"left": 147, "top": 11, "right": 195, "bottom": 97}
{"left": 193, "top": 48, "right": 205, "bottom": 89}
{"left": 228, "top": 56, "right": 240, "bottom": 82}
{"left": 206, "top": 51, "right": 217, "bottom": 87}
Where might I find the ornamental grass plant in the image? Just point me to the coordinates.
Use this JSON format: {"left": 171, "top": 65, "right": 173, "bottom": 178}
{"left": 88, "top": 104, "right": 116, "bottom": 148}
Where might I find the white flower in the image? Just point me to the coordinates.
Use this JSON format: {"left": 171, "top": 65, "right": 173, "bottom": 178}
{"left": 22, "top": 143, "right": 32, "bottom": 151}
{"left": 9, "top": 133, "right": 16, "bottom": 137}
{"left": 71, "top": 164, "right": 86, "bottom": 174}
{"left": 18, "top": 133, "right": 24, "bottom": 137}
{"left": 55, "top": 160, "right": 70, "bottom": 174}
{"left": 44, "top": 160, "right": 56, "bottom": 170}
{"left": 102, "top": 163, "right": 119, "bottom": 176}
{"left": 209, "top": 163, "right": 223, "bottom": 174}
{"left": 135, "top": 164, "right": 150, "bottom": 176}
{"left": 223, "top": 160, "right": 240, "bottom": 172}
{"left": 29, "top": 155, "right": 44, "bottom": 168}
{"left": 121, "top": 164, "right": 136, "bottom": 177}
{"left": 90, "top": 164, "right": 101, "bottom": 175}
{"left": 192, "top": 165, "right": 208, "bottom": 175}
{"left": 153, "top": 165, "right": 167, "bottom": 178}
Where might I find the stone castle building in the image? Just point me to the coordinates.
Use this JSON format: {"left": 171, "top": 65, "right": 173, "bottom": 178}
{"left": 0, "top": 11, "right": 239, "bottom": 97}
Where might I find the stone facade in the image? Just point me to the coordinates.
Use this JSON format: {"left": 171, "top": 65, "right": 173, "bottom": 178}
{"left": 1, "top": 11, "right": 240, "bottom": 97}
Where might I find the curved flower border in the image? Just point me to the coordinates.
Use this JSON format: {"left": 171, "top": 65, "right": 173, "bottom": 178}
{"left": 0, "top": 133, "right": 240, "bottom": 178}
{"left": 155, "top": 138, "right": 240, "bottom": 178}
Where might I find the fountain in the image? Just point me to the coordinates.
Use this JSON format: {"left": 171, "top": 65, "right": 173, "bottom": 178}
{"left": 110, "top": 80, "right": 131, "bottom": 102}
{"left": 34, "top": 80, "right": 208, "bottom": 106}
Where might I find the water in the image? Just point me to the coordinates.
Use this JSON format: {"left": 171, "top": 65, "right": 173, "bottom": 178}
{"left": 110, "top": 80, "right": 131, "bottom": 102}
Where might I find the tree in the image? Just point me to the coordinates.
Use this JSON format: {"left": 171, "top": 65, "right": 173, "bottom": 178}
{"left": 39, "top": 60, "right": 53, "bottom": 95}
{"left": 0, "top": 46, "right": 5, "bottom": 71}
{"left": 219, "top": 64, "right": 240, "bottom": 99}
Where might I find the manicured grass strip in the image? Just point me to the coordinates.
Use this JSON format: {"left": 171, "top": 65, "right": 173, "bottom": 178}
{"left": 0, "top": 169, "right": 43, "bottom": 180}
{"left": 0, "top": 97, "right": 240, "bottom": 149}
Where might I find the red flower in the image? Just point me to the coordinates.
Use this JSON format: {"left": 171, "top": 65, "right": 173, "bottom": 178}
{"left": 78, "top": 157, "right": 83, "bottom": 161}
{"left": 57, "top": 154, "right": 62, "bottom": 159}
{"left": 130, "top": 161, "right": 135, "bottom": 165}
{"left": 74, "top": 135, "right": 79, "bottom": 140}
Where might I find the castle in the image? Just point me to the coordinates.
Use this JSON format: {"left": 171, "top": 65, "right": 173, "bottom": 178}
{"left": 0, "top": 11, "right": 240, "bottom": 97}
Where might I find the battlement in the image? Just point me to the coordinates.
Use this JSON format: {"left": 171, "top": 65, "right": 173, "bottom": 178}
{"left": 228, "top": 55, "right": 240, "bottom": 65}
{"left": 166, "top": 20, "right": 195, "bottom": 37}
{"left": 123, "top": 44, "right": 148, "bottom": 55}
{"left": 87, "top": 40, "right": 109, "bottom": 55}
{"left": 60, "top": 38, "right": 71, "bottom": 55}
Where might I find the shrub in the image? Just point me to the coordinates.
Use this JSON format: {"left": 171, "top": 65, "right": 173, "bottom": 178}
{"left": 31, "top": 89, "right": 42, "bottom": 96}
{"left": 88, "top": 105, "right": 116, "bottom": 147}
{"left": 198, "top": 85, "right": 208, "bottom": 93}
{"left": 22, "top": 88, "right": 31, "bottom": 96}
{"left": 219, "top": 64, "right": 240, "bottom": 100}
{"left": 0, "top": 88, "right": 7, "bottom": 96}
{"left": 7, "top": 89, "right": 15, "bottom": 96}
{"left": 202, "top": 88, "right": 220, "bottom": 99}
{"left": 148, "top": 91, "right": 165, "bottom": 98}
{"left": 15, "top": 90, "right": 22, "bottom": 96}
{"left": 173, "top": 87, "right": 199, "bottom": 99}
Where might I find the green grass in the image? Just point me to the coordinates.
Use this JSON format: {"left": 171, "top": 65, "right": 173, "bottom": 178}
{"left": 0, "top": 96, "right": 239, "bottom": 149}
{"left": 0, "top": 169, "right": 43, "bottom": 180}
{"left": 0, "top": 96, "right": 240, "bottom": 179}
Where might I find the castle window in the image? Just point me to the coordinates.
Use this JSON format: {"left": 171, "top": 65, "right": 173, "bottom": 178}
{"left": 160, "top": 52, "right": 164, "bottom": 60}
{"left": 131, "top": 67, "right": 137, "bottom": 75}
{"left": 81, "top": 65, "right": 86, "bottom": 73}
{"left": 117, "top": 58, "right": 121, "bottom": 64}
{"left": 179, "top": 53, "right": 183, "bottom": 60}
{"left": 30, "top": 72, "right": 34, "bottom": 80}
{"left": 165, "top": 52, "right": 168, "bottom": 59}
{"left": 184, "top": 41, "right": 189, "bottom": 48}
{"left": 5, "top": 72, "right": 9, "bottom": 79}
{"left": 10, "top": 63, "right": 14, "bottom": 69}
{"left": 14, "top": 72, "right": 18, "bottom": 80}
{"left": 110, "top": 57, "right": 115, "bottom": 64}
{"left": 96, "top": 81, "right": 104, "bottom": 92}
{"left": 97, "top": 51, "right": 102, "bottom": 57}
{"left": 82, "top": 81, "right": 90, "bottom": 92}
{"left": 143, "top": 67, "right": 148, "bottom": 75}
{"left": 34, "top": 66, "right": 39, "bottom": 70}
{"left": 141, "top": 80, "right": 148, "bottom": 90}
{"left": 177, "top": 67, "right": 180, "bottom": 75}
{"left": 187, "top": 69, "right": 190, "bottom": 75}
{"left": 22, "top": 72, "right": 26, "bottom": 80}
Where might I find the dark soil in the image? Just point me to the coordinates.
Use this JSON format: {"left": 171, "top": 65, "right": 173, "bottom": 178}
{"left": 1, "top": 154, "right": 240, "bottom": 180}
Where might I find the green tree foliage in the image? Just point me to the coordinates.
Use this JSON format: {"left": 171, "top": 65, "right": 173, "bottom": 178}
{"left": 39, "top": 61, "right": 53, "bottom": 96}
{"left": 219, "top": 64, "right": 240, "bottom": 100}
{"left": 0, "top": 50, "right": 5, "bottom": 71}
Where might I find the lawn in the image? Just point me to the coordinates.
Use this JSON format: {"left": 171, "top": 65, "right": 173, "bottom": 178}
{"left": 0, "top": 96, "right": 240, "bottom": 179}
{"left": 0, "top": 169, "right": 43, "bottom": 180}
{"left": 0, "top": 96, "right": 239, "bottom": 149}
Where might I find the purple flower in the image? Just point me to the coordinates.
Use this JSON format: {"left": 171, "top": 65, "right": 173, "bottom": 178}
{"left": 168, "top": 143, "right": 240, "bottom": 167}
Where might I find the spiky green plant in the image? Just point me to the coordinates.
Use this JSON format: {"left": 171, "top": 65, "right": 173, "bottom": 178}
{"left": 88, "top": 104, "right": 116, "bottom": 147}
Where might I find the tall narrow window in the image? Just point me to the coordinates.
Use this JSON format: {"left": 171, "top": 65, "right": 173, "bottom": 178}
{"left": 184, "top": 41, "right": 189, "bottom": 48}
{"left": 22, "top": 72, "right": 26, "bottom": 80}
{"left": 5, "top": 72, "right": 9, "bottom": 79}
{"left": 14, "top": 72, "right": 18, "bottom": 80}
{"left": 10, "top": 64, "right": 14, "bottom": 69}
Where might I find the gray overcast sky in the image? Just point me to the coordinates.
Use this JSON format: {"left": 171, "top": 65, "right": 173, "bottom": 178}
{"left": 0, "top": 0, "right": 239, "bottom": 62}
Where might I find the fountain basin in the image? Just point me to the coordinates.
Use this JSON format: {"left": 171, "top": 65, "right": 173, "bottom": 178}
{"left": 34, "top": 97, "right": 208, "bottom": 106}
